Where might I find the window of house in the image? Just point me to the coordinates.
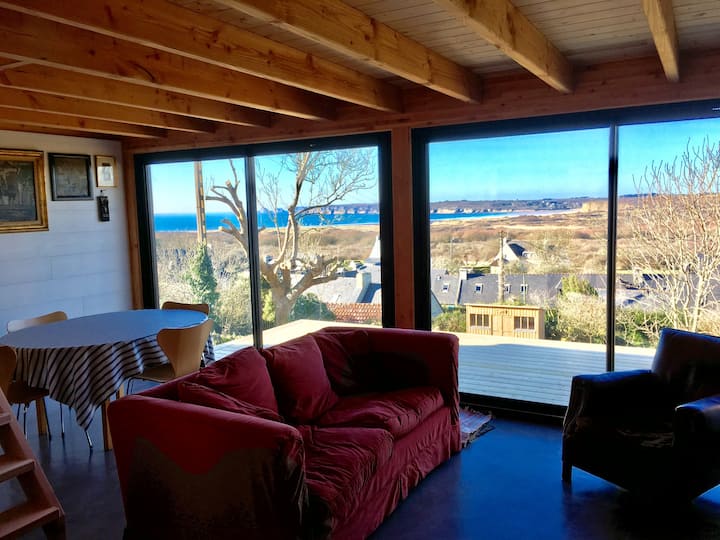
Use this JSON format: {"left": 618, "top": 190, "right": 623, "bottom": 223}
{"left": 475, "top": 283, "right": 483, "bottom": 293}
{"left": 514, "top": 316, "right": 534, "bottom": 330}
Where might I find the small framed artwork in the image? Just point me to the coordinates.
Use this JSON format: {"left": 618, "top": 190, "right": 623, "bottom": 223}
{"left": 95, "top": 155, "right": 117, "bottom": 188}
{"left": 49, "top": 153, "right": 93, "bottom": 201}
{"left": 0, "top": 149, "right": 48, "bottom": 233}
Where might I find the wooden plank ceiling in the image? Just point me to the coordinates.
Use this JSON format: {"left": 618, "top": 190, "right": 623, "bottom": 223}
{"left": 0, "top": 0, "right": 717, "bottom": 140}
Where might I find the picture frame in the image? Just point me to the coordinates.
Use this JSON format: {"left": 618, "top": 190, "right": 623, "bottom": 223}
{"left": 49, "top": 153, "right": 93, "bottom": 201}
{"left": 0, "top": 149, "right": 48, "bottom": 234}
{"left": 95, "top": 155, "right": 117, "bottom": 188}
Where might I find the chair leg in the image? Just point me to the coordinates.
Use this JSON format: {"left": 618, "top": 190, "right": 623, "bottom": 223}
{"left": 22, "top": 404, "right": 28, "bottom": 434}
{"left": 36, "top": 398, "right": 50, "bottom": 439}
{"left": 562, "top": 461, "right": 572, "bottom": 483}
{"left": 60, "top": 405, "right": 65, "bottom": 438}
{"left": 85, "top": 430, "right": 93, "bottom": 450}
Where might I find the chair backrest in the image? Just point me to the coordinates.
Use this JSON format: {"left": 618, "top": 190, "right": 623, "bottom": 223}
{"left": 0, "top": 346, "right": 17, "bottom": 396}
{"left": 7, "top": 311, "right": 68, "bottom": 332}
{"left": 652, "top": 327, "right": 720, "bottom": 403}
{"left": 157, "top": 319, "right": 214, "bottom": 379}
{"left": 161, "top": 301, "right": 210, "bottom": 315}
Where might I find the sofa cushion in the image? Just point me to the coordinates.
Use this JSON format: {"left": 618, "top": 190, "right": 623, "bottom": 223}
{"left": 262, "top": 334, "right": 339, "bottom": 423}
{"left": 316, "top": 387, "right": 444, "bottom": 438}
{"left": 177, "top": 381, "right": 283, "bottom": 422}
{"left": 186, "top": 347, "right": 279, "bottom": 413}
{"left": 313, "top": 331, "right": 371, "bottom": 394}
{"left": 300, "top": 426, "right": 393, "bottom": 526}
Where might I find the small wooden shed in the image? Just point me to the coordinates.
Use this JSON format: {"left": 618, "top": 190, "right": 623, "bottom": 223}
{"left": 466, "top": 304, "right": 545, "bottom": 340}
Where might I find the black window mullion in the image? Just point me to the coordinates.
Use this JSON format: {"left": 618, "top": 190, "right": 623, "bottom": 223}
{"left": 244, "top": 155, "right": 264, "bottom": 349}
{"left": 607, "top": 125, "right": 619, "bottom": 372}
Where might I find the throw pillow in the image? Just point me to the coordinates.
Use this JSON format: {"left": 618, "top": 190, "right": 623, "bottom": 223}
{"left": 177, "top": 381, "right": 282, "bottom": 422}
{"left": 313, "top": 330, "right": 371, "bottom": 394}
{"left": 262, "top": 334, "right": 339, "bottom": 423}
{"left": 186, "top": 346, "right": 279, "bottom": 413}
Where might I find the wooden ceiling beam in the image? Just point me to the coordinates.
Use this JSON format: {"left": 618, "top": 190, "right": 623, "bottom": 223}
{"left": 216, "top": 0, "right": 482, "bottom": 103}
{"left": 0, "top": 64, "right": 271, "bottom": 127}
{"left": 0, "top": 0, "right": 402, "bottom": 112}
{"left": 0, "top": 9, "right": 335, "bottom": 120}
{"left": 641, "top": 0, "right": 680, "bottom": 82}
{"left": 0, "top": 121, "right": 103, "bottom": 138}
{"left": 0, "top": 107, "right": 166, "bottom": 138}
{"left": 0, "top": 86, "right": 215, "bottom": 133}
{"left": 433, "top": 0, "right": 574, "bottom": 93}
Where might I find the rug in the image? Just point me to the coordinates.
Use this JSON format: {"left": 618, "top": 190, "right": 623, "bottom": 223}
{"left": 460, "top": 407, "right": 493, "bottom": 448}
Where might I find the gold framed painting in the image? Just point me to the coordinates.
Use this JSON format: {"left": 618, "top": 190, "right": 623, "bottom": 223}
{"left": 95, "top": 155, "right": 117, "bottom": 188}
{"left": 0, "top": 149, "right": 48, "bottom": 234}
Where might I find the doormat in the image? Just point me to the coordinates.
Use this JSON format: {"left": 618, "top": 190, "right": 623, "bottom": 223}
{"left": 460, "top": 407, "right": 493, "bottom": 448}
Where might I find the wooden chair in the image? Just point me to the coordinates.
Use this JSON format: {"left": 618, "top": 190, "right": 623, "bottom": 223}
{"left": 7, "top": 310, "right": 68, "bottom": 438}
{"left": 161, "top": 301, "right": 209, "bottom": 315}
{"left": 0, "top": 345, "right": 51, "bottom": 437}
{"left": 7, "top": 310, "right": 68, "bottom": 332}
{"left": 133, "top": 319, "right": 214, "bottom": 385}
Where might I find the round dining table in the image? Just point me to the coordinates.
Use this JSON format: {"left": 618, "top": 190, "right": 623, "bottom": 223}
{"left": 0, "top": 309, "right": 213, "bottom": 450}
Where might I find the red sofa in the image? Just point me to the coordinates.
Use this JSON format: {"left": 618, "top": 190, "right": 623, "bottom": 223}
{"left": 109, "top": 326, "right": 460, "bottom": 540}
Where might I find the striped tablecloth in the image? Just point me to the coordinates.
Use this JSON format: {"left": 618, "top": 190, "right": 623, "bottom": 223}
{"left": 0, "top": 309, "right": 214, "bottom": 430}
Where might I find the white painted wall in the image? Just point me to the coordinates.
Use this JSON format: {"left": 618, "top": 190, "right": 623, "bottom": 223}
{"left": 0, "top": 130, "right": 132, "bottom": 331}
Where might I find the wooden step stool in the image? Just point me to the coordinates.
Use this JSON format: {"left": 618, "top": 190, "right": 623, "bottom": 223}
{"left": 0, "top": 387, "right": 65, "bottom": 539}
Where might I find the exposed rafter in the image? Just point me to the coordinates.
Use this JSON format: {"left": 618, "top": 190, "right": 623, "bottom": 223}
{"left": 0, "top": 64, "right": 271, "bottom": 127}
{"left": 642, "top": 0, "right": 680, "bottom": 82}
{"left": 0, "top": 0, "right": 402, "bottom": 112}
{"left": 0, "top": 86, "right": 215, "bottom": 133}
{"left": 0, "top": 8, "right": 335, "bottom": 121}
{"left": 214, "top": 0, "right": 482, "bottom": 103}
{"left": 0, "top": 107, "right": 166, "bottom": 138}
{"left": 432, "top": 0, "right": 574, "bottom": 93}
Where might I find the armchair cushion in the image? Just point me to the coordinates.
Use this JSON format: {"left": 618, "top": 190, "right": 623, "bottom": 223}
{"left": 263, "top": 335, "right": 339, "bottom": 423}
{"left": 675, "top": 394, "right": 720, "bottom": 445}
{"left": 186, "top": 347, "right": 279, "bottom": 413}
{"left": 177, "top": 381, "right": 283, "bottom": 422}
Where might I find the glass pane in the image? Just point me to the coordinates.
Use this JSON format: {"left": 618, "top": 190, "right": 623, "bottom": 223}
{"left": 253, "top": 147, "right": 381, "bottom": 345}
{"left": 149, "top": 158, "right": 253, "bottom": 347}
{"left": 616, "top": 118, "right": 720, "bottom": 368}
{"left": 428, "top": 128, "right": 610, "bottom": 405}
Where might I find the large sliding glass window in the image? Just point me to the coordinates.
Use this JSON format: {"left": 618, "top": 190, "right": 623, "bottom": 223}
{"left": 137, "top": 135, "right": 389, "bottom": 351}
{"left": 416, "top": 104, "right": 720, "bottom": 410}
{"left": 252, "top": 147, "right": 383, "bottom": 346}
{"left": 615, "top": 118, "right": 720, "bottom": 363}
{"left": 148, "top": 157, "right": 252, "bottom": 344}
{"left": 427, "top": 128, "right": 610, "bottom": 405}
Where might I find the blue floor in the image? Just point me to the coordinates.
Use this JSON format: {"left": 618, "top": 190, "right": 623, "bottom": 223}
{"left": 4, "top": 399, "right": 720, "bottom": 539}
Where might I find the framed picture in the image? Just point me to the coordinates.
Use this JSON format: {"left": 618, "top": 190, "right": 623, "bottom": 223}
{"left": 95, "top": 155, "right": 117, "bottom": 188}
{"left": 0, "top": 149, "right": 48, "bottom": 233}
{"left": 49, "top": 153, "right": 92, "bottom": 201}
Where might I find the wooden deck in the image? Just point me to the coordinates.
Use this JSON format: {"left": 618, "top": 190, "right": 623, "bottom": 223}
{"left": 213, "top": 320, "right": 655, "bottom": 407}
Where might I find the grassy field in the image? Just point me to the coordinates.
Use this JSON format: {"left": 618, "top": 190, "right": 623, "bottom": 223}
{"left": 154, "top": 200, "right": 640, "bottom": 278}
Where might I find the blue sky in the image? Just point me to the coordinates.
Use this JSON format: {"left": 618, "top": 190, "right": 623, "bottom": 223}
{"left": 150, "top": 117, "right": 720, "bottom": 214}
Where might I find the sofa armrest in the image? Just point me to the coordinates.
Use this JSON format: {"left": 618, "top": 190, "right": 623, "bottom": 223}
{"left": 364, "top": 328, "right": 459, "bottom": 420}
{"left": 108, "top": 395, "right": 308, "bottom": 540}
{"left": 563, "top": 370, "right": 670, "bottom": 435}
{"left": 674, "top": 395, "right": 720, "bottom": 446}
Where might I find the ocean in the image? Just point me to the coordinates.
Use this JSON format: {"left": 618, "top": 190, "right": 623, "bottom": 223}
{"left": 154, "top": 210, "right": 508, "bottom": 232}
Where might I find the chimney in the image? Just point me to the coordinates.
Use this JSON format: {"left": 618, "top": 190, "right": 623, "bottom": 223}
{"left": 356, "top": 271, "right": 371, "bottom": 301}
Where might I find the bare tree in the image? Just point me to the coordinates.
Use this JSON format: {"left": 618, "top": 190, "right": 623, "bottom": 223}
{"left": 620, "top": 138, "right": 720, "bottom": 337}
{"left": 207, "top": 149, "right": 375, "bottom": 325}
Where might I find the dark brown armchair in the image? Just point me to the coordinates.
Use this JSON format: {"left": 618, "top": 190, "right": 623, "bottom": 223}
{"left": 562, "top": 327, "right": 720, "bottom": 501}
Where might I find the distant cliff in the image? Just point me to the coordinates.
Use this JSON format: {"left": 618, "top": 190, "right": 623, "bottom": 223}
{"left": 304, "top": 197, "right": 592, "bottom": 215}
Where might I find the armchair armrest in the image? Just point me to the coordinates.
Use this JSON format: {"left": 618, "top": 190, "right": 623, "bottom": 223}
{"left": 109, "top": 395, "right": 308, "bottom": 540}
{"left": 564, "top": 370, "right": 670, "bottom": 434}
{"left": 674, "top": 395, "right": 720, "bottom": 446}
